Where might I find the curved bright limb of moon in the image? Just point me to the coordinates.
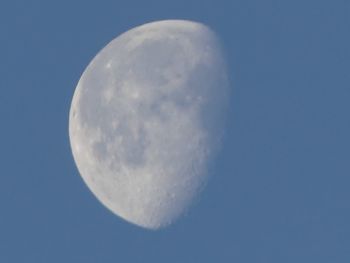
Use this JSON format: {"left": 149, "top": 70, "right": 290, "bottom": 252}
{"left": 69, "top": 20, "right": 230, "bottom": 230}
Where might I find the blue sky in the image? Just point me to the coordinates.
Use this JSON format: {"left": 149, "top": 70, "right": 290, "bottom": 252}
{"left": 1, "top": 0, "right": 349, "bottom": 262}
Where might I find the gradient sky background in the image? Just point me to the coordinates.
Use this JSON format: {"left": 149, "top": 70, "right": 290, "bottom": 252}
{"left": 1, "top": 0, "right": 349, "bottom": 262}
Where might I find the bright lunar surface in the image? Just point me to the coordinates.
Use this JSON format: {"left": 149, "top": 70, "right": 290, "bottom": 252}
{"left": 69, "top": 20, "right": 230, "bottom": 230}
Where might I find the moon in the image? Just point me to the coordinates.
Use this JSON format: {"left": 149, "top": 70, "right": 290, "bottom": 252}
{"left": 69, "top": 20, "right": 230, "bottom": 230}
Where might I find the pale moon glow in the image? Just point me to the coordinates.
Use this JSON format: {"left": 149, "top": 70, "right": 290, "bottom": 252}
{"left": 69, "top": 20, "right": 230, "bottom": 229}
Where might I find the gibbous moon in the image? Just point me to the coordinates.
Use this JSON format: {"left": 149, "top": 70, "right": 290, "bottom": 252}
{"left": 69, "top": 20, "right": 230, "bottom": 229}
